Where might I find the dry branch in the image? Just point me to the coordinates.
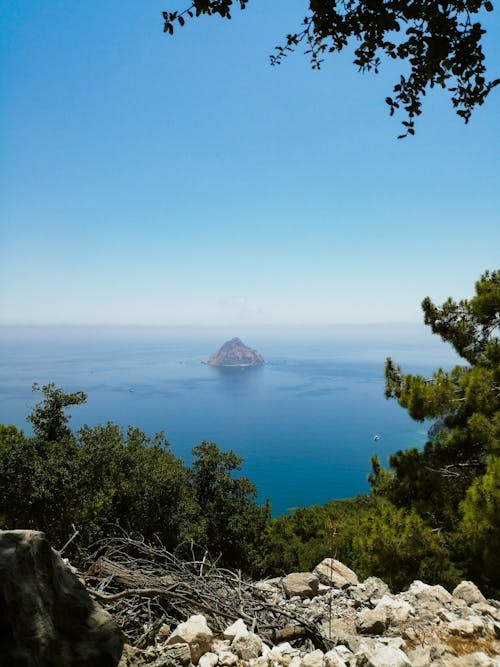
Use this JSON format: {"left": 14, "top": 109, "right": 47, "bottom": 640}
{"left": 82, "top": 533, "right": 329, "bottom": 650}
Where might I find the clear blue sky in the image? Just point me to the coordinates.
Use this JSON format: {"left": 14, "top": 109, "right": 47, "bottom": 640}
{"left": 1, "top": 0, "right": 499, "bottom": 327}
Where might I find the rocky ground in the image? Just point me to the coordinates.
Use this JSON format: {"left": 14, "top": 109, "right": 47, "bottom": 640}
{"left": 1, "top": 530, "right": 499, "bottom": 667}
{"left": 117, "top": 559, "right": 500, "bottom": 667}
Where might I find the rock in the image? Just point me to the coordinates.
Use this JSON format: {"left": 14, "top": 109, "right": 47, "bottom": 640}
{"left": 0, "top": 529, "right": 124, "bottom": 667}
{"left": 313, "top": 559, "right": 359, "bottom": 589}
{"left": 231, "top": 632, "right": 262, "bottom": 660}
{"left": 301, "top": 649, "right": 324, "bottom": 667}
{"left": 449, "top": 618, "right": 480, "bottom": 637}
{"left": 270, "top": 642, "right": 300, "bottom": 666}
{"left": 406, "top": 581, "right": 452, "bottom": 606}
{"left": 198, "top": 652, "right": 219, "bottom": 667}
{"left": 207, "top": 338, "right": 265, "bottom": 367}
{"left": 323, "top": 649, "right": 348, "bottom": 667}
{"left": 223, "top": 619, "right": 248, "bottom": 640}
{"left": 437, "top": 608, "right": 457, "bottom": 623}
{"left": 453, "top": 581, "right": 487, "bottom": 606}
{"left": 373, "top": 595, "right": 413, "bottom": 625}
{"left": 438, "top": 654, "right": 500, "bottom": 667}
{"left": 323, "top": 647, "right": 350, "bottom": 667}
{"left": 471, "top": 602, "right": 500, "bottom": 620}
{"left": 356, "top": 643, "right": 412, "bottom": 667}
{"left": 217, "top": 650, "right": 238, "bottom": 666}
{"left": 356, "top": 606, "right": 387, "bottom": 635}
{"left": 282, "top": 573, "right": 319, "bottom": 600}
{"left": 118, "top": 642, "right": 192, "bottom": 667}
{"left": 448, "top": 616, "right": 484, "bottom": 637}
{"left": 406, "top": 646, "right": 432, "bottom": 667}
{"left": 248, "top": 658, "right": 270, "bottom": 667}
{"left": 166, "top": 614, "right": 213, "bottom": 663}
{"left": 158, "top": 624, "right": 172, "bottom": 641}
{"left": 360, "top": 577, "right": 391, "bottom": 604}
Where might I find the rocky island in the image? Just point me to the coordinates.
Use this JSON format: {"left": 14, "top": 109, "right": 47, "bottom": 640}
{"left": 207, "top": 337, "right": 265, "bottom": 367}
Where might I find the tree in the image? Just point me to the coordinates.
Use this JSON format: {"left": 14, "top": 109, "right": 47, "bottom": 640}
{"left": 27, "top": 382, "right": 87, "bottom": 442}
{"left": 190, "top": 441, "right": 270, "bottom": 572}
{"left": 459, "top": 454, "right": 500, "bottom": 592}
{"left": 162, "top": 0, "right": 499, "bottom": 136}
{"left": 370, "top": 270, "right": 499, "bottom": 594}
{"left": 352, "top": 499, "right": 461, "bottom": 591}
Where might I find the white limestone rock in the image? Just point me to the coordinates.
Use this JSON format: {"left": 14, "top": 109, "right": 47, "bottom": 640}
{"left": 373, "top": 594, "right": 414, "bottom": 625}
{"left": 350, "top": 578, "right": 391, "bottom": 608}
{"left": 223, "top": 618, "right": 248, "bottom": 640}
{"left": 313, "top": 559, "right": 359, "bottom": 589}
{"left": 471, "top": 602, "right": 500, "bottom": 621}
{"left": 448, "top": 617, "right": 483, "bottom": 637}
{"left": 198, "top": 652, "right": 219, "bottom": 667}
{"left": 356, "top": 643, "right": 412, "bottom": 667}
{"left": 406, "top": 646, "right": 432, "bottom": 667}
{"left": 406, "top": 581, "right": 452, "bottom": 605}
{"left": 356, "top": 606, "right": 387, "bottom": 635}
{"left": 217, "top": 650, "right": 238, "bottom": 667}
{"left": 282, "top": 573, "right": 319, "bottom": 600}
{"left": 231, "top": 631, "right": 263, "bottom": 660}
{"left": 323, "top": 649, "right": 349, "bottom": 667}
{"left": 248, "top": 657, "right": 270, "bottom": 667}
{"left": 167, "top": 614, "right": 213, "bottom": 664}
{"left": 300, "top": 649, "right": 324, "bottom": 667}
{"left": 453, "top": 581, "right": 487, "bottom": 606}
{"left": 269, "top": 642, "right": 300, "bottom": 666}
{"left": 438, "top": 653, "right": 500, "bottom": 667}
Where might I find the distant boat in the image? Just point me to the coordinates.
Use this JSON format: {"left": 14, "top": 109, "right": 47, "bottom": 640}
{"left": 373, "top": 434, "right": 380, "bottom": 442}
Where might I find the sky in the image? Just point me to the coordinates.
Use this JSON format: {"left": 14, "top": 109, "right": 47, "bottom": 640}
{"left": 1, "top": 0, "right": 499, "bottom": 328}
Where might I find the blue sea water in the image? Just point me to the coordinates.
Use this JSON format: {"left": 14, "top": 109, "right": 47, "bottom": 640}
{"left": 0, "top": 325, "right": 460, "bottom": 516}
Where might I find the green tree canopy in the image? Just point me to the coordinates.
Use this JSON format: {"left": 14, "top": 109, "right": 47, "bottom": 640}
{"left": 370, "top": 269, "right": 499, "bottom": 594}
{"left": 190, "top": 441, "right": 270, "bottom": 572}
{"left": 163, "top": 0, "right": 499, "bottom": 136}
{"left": 27, "top": 382, "right": 87, "bottom": 442}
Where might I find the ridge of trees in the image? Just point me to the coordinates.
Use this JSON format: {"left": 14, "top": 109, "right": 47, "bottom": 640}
{"left": 162, "top": 1, "right": 499, "bottom": 136}
{"left": 0, "top": 271, "right": 498, "bottom": 594}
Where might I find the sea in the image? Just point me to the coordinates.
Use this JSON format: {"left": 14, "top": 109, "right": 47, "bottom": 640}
{"left": 0, "top": 324, "right": 460, "bottom": 516}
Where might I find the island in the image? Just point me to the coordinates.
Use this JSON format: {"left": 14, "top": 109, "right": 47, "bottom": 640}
{"left": 207, "top": 337, "right": 265, "bottom": 367}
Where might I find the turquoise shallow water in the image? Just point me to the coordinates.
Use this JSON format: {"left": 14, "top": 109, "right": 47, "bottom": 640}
{"left": 0, "top": 327, "right": 458, "bottom": 515}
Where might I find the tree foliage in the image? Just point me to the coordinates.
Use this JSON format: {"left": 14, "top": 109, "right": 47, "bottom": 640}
{"left": 27, "top": 382, "right": 87, "bottom": 442}
{"left": 373, "top": 269, "right": 500, "bottom": 594}
{"left": 190, "top": 441, "right": 270, "bottom": 572}
{"left": 162, "top": 0, "right": 499, "bottom": 136}
{"left": 0, "top": 398, "right": 268, "bottom": 570}
{"left": 352, "top": 499, "right": 461, "bottom": 591}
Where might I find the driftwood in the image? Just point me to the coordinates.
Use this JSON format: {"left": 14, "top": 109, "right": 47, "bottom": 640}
{"left": 82, "top": 533, "right": 330, "bottom": 651}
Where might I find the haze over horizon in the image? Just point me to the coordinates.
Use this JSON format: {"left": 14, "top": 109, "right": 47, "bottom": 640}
{"left": 1, "top": 1, "right": 499, "bottom": 327}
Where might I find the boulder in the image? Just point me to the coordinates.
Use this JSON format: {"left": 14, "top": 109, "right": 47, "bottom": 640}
{"left": 223, "top": 619, "right": 248, "bottom": 641}
{"left": 324, "top": 649, "right": 349, "bottom": 667}
{"left": 167, "top": 614, "right": 213, "bottom": 663}
{"left": 0, "top": 529, "right": 123, "bottom": 667}
{"left": 269, "top": 642, "right": 300, "bottom": 666}
{"left": 403, "top": 580, "right": 451, "bottom": 612}
{"left": 452, "top": 581, "right": 487, "bottom": 606}
{"left": 217, "top": 650, "right": 238, "bottom": 666}
{"left": 448, "top": 617, "right": 484, "bottom": 638}
{"left": 360, "top": 577, "right": 391, "bottom": 604}
{"left": 231, "top": 632, "right": 262, "bottom": 660}
{"left": 356, "top": 606, "right": 387, "bottom": 635}
{"left": 282, "top": 573, "right": 319, "bottom": 600}
{"left": 313, "top": 559, "right": 359, "bottom": 589}
{"left": 300, "top": 649, "right": 324, "bottom": 667}
{"left": 373, "top": 595, "right": 413, "bottom": 626}
{"left": 356, "top": 643, "right": 412, "bottom": 667}
{"left": 198, "top": 652, "right": 219, "bottom": 667}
